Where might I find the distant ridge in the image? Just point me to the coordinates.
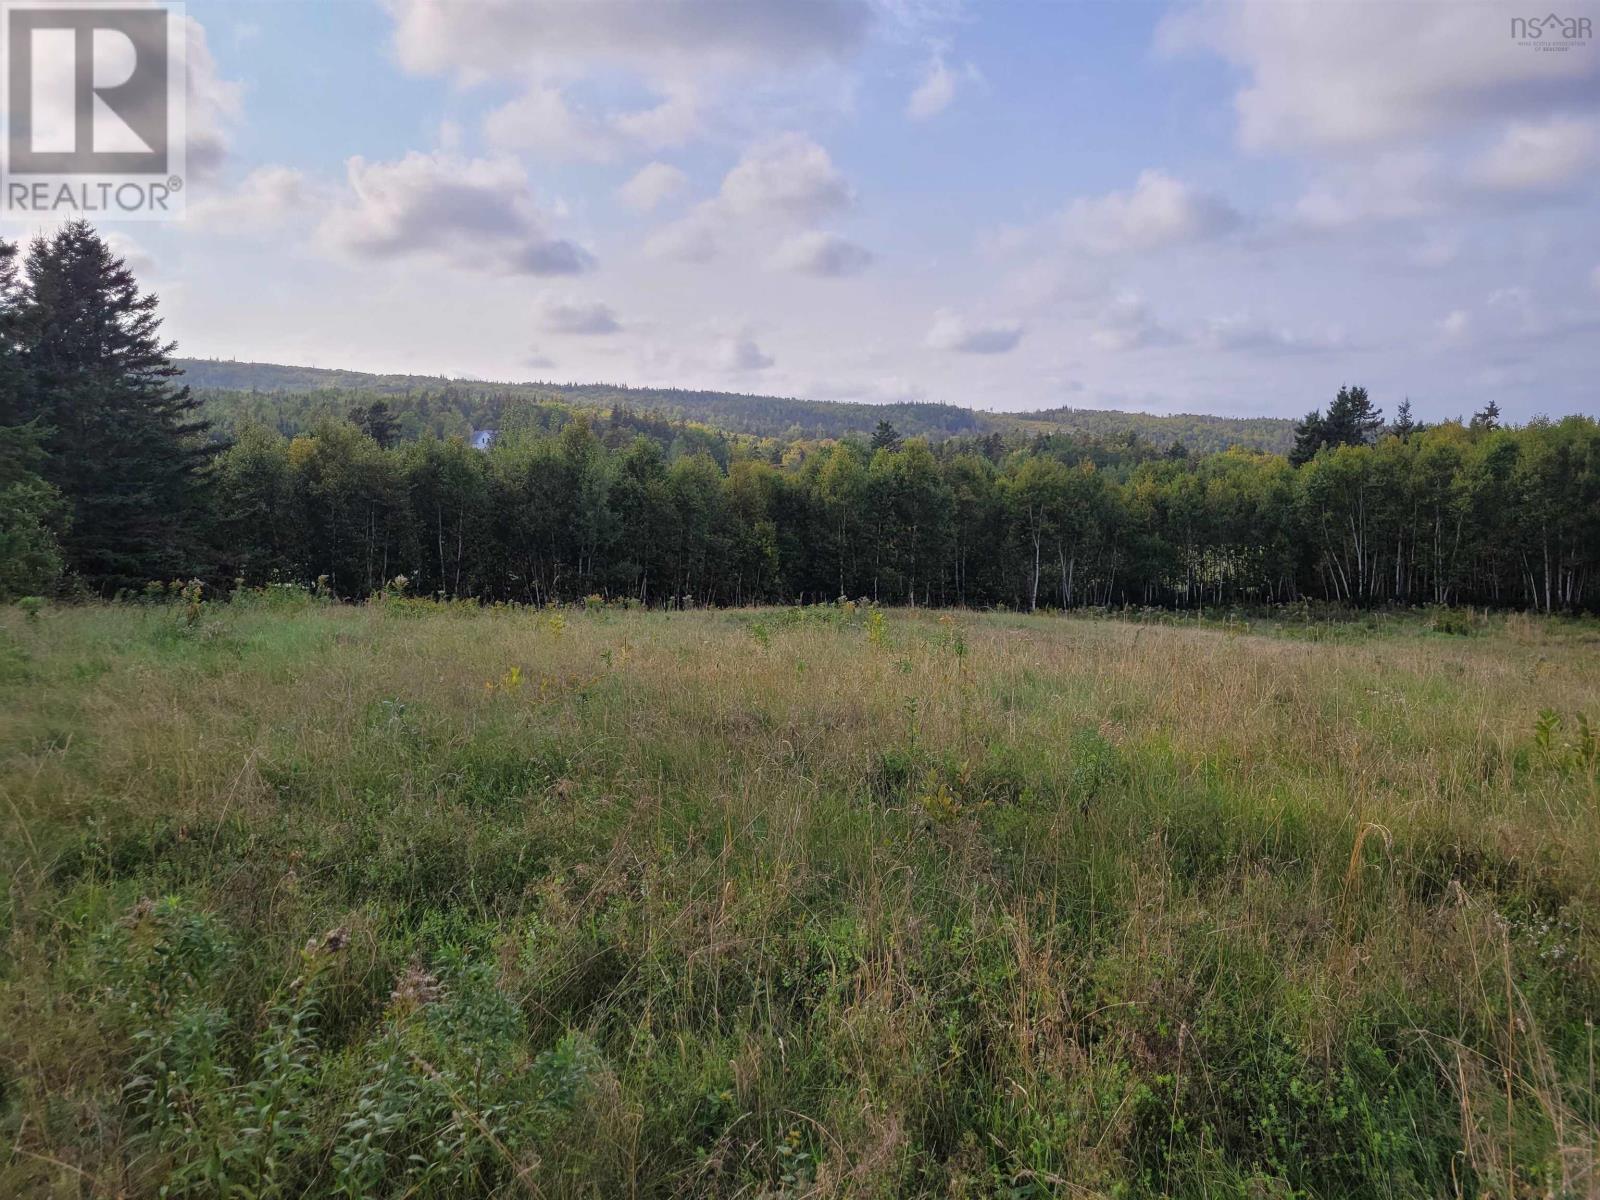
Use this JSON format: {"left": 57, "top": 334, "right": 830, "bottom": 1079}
{"left": 177, "top": 357, "right": 1297, "bottom": 454}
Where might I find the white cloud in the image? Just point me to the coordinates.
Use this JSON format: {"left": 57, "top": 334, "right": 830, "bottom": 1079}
{"left": 643, "top": 134, "right": 857, "bottom": 263}
{"left": 715, "top": 335, "right": 775, "bottom": 371}
{"left": 619, "top": 162, "right": 688, "bottom": 213}
{"left": 103, "top": 231, "right": 156, "bottom": 279}
{"left": 1292, "top": 151, "right": 1442, "bottom": 231}
{"left": 767, "top": 230, "right": 873, "bottom": 276}
{"left": 643, "top": 207, "right": 721, "bottom": 262}
{"left": 1472, "top": 117, "right": 1600, "bottom": 192}
{"left": 907, "top": 56, "right": 956, "bottom": 119}
{"left": 1158, "top": 0, "right": 1600, "bottom": 152}
{"left": 483, "top": 85, "right": 612, "bottom": 161}
{"left": 184, "top": 15, "right": 244, "bottom": 177}
{"left": 1090, "top": 293, "right": 1182, "bottom": 352}
{"left": 385, "top": 0, "right": 873, "bottom": 79}
{"left": 1438, "top": 309, "right": 1471, "bottom": 344}
{"left": 1198, "top": 314, "right": 1345, "bottom": 356}
{"left": 539, "top": 299, "right": 621, "bottom": 335}
{"left": 1437, "top": 287, "right": 1600, "bottom": 351}
{"left": 719, "top": 133, "right": 854, "bottom": 221}
{"left": 926, "top": 309, "right": 1024, "bottom": 354}
{"left": 1410, "top": 230, "right": 1461, "bottom": 270}
{"left": 190, "top": 166, "right": 316, "bottom": 231}
{"left": 484, "top": 83, "right": 700, "bottom": 160}
{"left": 610, "top": 85, "right": 701, "bottom": 148}
{"left": 1060, "top": 169, "right": 1240, "bottom": 254}
{"left": 319, "top": 151, "right": 593, "bottom": 276}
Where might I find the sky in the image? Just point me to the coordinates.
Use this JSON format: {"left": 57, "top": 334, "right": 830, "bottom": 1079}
{"left": 5, "top": 0, "right": 1599, "bottom": 422}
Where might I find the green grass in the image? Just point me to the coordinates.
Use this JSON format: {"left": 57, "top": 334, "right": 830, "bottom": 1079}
{"left": 2, "top": 596, "right": 1598, "bottom": 1197}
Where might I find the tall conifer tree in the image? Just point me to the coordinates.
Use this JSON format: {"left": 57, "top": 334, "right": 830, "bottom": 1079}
{"left": 17, "top": 221, "right": 212, "bottom": 590}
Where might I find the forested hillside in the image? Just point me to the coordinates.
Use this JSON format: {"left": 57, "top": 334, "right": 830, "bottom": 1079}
{"left": 4, "top": 226, "right": 1596, "bottom": 613}
{"left": 178, "top": 357, "right": 1297, "bottom": 453}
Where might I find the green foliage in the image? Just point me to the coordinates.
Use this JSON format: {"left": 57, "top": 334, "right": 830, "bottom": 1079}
{"left": 4, "top": 604, "right": 1600, "bottom": 1196}
{"left": 8, "top": 222, "right": 212, "bottom": 592}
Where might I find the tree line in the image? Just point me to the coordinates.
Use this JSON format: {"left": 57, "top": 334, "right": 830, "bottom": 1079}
{"left": 178, "top": 358, "right": 1299, "bottom": 453}
{"left": 2, "top": 223, "right": 1597, "bottom": 612}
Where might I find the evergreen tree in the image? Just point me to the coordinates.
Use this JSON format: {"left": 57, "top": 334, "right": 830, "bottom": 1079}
{"left": 0, "top": 239, "right": 66, "bottom": 596}
{"left": 1290, "top": 386, "right": 1382, "bottom": 466}
{"left": 1288, "top": 409, "right": 1326, "bottom": 467}
{"left": 15, "top": 222, "right": 212, "bottom": 591}
{"left": 1470, "top": 399, "right": 1501, "bottom": 433}
{"left": 352, "top": 400, "right": 401, "bottom": 448}
{"left": 1323, "top": 385, "right": 1383, "bottom": 447}
{"left": 1388, "top": 397, "right": 1419, "bottom": 441}
{"left": 0, "top": 239, "right": 26, "bottom": 426}
{"left": 869, "top": 419, "right": 902, "bottom": 452}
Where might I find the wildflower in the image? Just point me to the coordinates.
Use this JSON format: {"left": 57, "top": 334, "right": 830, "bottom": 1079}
{"left": 304, "top": 925, "right": 351, "bottom": 957}
{"left": 390, "top": 958, "right": 443, "bottom": 1010}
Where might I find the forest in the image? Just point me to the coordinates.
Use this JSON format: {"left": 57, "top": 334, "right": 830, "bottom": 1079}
{"left": 178, "top": 356, "right": 1299, "bottom": 452}
{"left": 3, "top": 223, "right": 1598, "bottom": 613}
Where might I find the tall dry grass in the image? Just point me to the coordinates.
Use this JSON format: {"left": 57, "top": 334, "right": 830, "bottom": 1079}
{"left": 1, "top": 595, "right": 1597, "bottom": 1197}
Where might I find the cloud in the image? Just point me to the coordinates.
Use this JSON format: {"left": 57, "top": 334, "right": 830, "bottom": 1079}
{"left": 184, "top": 15, "right": 243, "bottom": 177}
{"left": 1592, "top": 263, "right": 1600, "bottom": 294}
{"left": 539, "top": 299, "right": 621, "bottom": 335}
{"left": 1198, "top": 314, "right": 1346, "bottom": 356}
{"left": 907, "top": 56, "right": 956, "bottom": 119}
{"left": 1158, "top": 0, "right": 1600, "bottom": 152}
{"left": 766, "top": 230, "right": 873, "bottom": 276}
{"left": 319, "top": 151, "right": 593, "bottom": 276}
{"left": 1437, "top": 309, "right": 1471, "bottom": 344}
{"left": 482, "top": 85, "right": 612, "bottom": 161}
{"left": 1435, "top": 287, "right": 1600, "bottom": 351}
{"left": 926, "top": 309, "right": 1024, "bottom": 354}
{"left": 103, "top": 231, "right": 157, "bottom": 279}
{"left": 1292, "top": 151, "right": 1442, "bottom": 231}
{"left": 610, "top": 86, "right": 701, "bottom": 148}
{"left": 484, "top": 83, "right": 700, "bottom": 160}
{"left": 643, "top": 209, "right": 721, "bottom": 262}
{"left": 190, "top": 166, "right": 316, "bottom": 231}
{"left": 719, "top": 133, "right": 854, "bottom": 221}
{"left": 618, "top": 162, "right": 688, "bottom": 213}
{"left": 643, "top": 134, "right": 857, "bottom": 263}
{"left": 1410, "top": 229, "right": 1462, "bottom": 270}
{"left": 906, "top": 52, "right": 980, "bottom": 120}
{"left": 1060, "top": 169, "right": 1241, "bottom": 254}
{"left": 1089, "top": 294, "right": 1182, "bottom": 352}
{"left": 715, "top": 335, "right": 775, "bottom": 371}
{"left": 1472, "top": 116, "right": 1600, "bottom": 192}
{"left": 384, "top": 0, "right": 873, "bottom": 79}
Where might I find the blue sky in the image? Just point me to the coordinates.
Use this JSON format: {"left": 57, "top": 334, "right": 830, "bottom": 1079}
{"left": 8, "top": 0, "right": 1598, "bottom": 422}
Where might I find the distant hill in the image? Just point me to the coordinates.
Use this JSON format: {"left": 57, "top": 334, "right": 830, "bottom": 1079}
{"left": 176, "top": 358, "right": 1296, "bottom": 454}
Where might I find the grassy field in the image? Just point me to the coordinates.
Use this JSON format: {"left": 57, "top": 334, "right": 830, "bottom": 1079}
{"left": 2, "top": 596, "right": 1598, "bottom": 1198}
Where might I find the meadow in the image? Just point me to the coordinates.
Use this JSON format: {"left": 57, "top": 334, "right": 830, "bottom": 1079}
{"left": 1, "top": 594, "right": 1598, "bottom": 1198}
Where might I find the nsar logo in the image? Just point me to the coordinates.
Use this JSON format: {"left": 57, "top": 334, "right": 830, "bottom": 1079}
{"left": 1511, "top": 11, "right": 1594, "bottom": 50}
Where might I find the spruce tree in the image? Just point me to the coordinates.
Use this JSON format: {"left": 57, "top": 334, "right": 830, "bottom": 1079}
{"left": 870, "top": 419, "right": 902, "bottom": 452}
{"left": 0, "top": 240, "right": 66, "bottom": 596}
{"left": 1288, "top": 409, "right": 1326, "bottom": 466}
{"left": 1470, "top": 399, "right": 1501, "bottom": 432}
{"left": 17, "top": 221, "right": 212, "bottom": 591}
{"left": 1322, "top": 385, "right": 1383, "bottom": 447}
{"left": 1389, "top": 397, "right": 1418, "bottom": 441}
{"left": 352, "top": 399, "right": 400, "bottom": 448}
